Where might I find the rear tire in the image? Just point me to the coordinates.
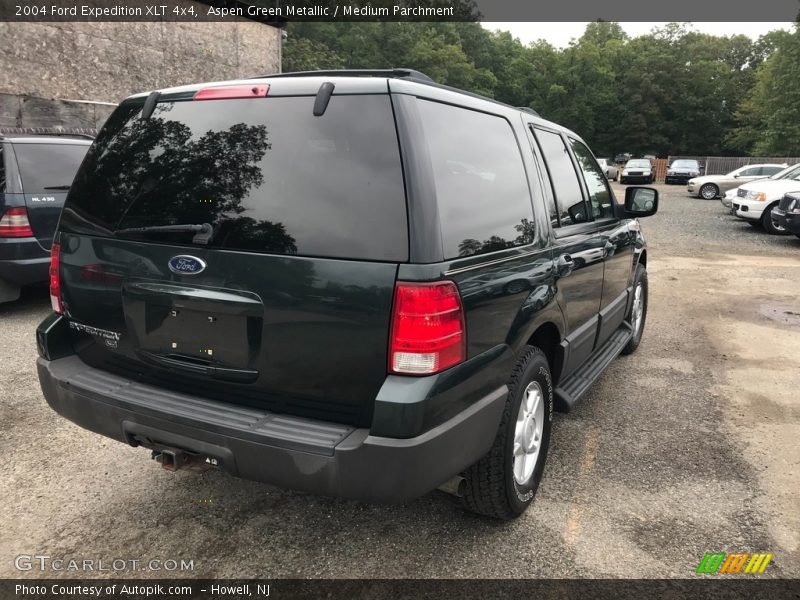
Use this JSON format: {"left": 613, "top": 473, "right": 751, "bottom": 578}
{"left": 762, "top": 204, "right": 789, "bottom": 235}
{"left": 622, "top": 264, "right": 648, "bottom": 355}
{"left": 461, "top": 346, "right": 553, "bottom": 520}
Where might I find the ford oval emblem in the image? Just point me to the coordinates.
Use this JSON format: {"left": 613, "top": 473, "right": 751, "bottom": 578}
{"left": 168, "top": 255, "right": 206, "bottom": 275}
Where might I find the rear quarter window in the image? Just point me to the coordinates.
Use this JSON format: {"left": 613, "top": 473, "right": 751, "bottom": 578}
{"left": 416, "top": 100, "right": 534, "bottom": 259}
{"left": 12, "top": 143, "right": 88, "bottom": 194}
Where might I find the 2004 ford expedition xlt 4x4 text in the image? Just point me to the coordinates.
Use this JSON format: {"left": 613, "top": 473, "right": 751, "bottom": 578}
{"left": 36, "top": 69, "right": 658, "bottom": 519}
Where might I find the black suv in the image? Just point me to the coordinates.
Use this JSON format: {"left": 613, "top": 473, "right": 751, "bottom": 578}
{"left": 36, "top": 70, "right": 657, "bottom": 519}
{"left": 0, "top": 134, "right": 91, "bottom": 303}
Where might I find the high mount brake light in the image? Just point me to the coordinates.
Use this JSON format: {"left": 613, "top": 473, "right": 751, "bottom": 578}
{"left": 0, "top": 207, "right": 34, "bottom": 237}
{"left": 193, "top": 85, "right": 270, "bottom": 101}
{"left": 389, "top": 281, "right": 466, "bottom": 376}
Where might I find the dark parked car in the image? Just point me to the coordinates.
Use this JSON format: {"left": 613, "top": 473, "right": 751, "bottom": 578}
{"left": 665, "top": 159, "right": 701, "bottom": 184}
{"left": 620, "top": 159, "right": 654, "bottom": 184}
{"left": 36, "top": 69, "right": 658, "bottom": 520}
{"left": 0, "top": 134, "right": 91, "bottom": 303}
{"left": 771, "top": 192, "right": 800, "bottom": 239}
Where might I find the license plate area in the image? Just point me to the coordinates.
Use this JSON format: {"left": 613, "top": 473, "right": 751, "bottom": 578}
{"left": 122, "top": 280, "right": 263, "bottom": 373}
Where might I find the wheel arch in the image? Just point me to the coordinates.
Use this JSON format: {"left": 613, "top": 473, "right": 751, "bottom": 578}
{"left": 525, "top": 321, "right": 563, "bottom": 385}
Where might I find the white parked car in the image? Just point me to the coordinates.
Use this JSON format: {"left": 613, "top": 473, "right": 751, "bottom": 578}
{"left": 733, "top": 164, "right": 800, "bottom": 234}
{"left": 688, "top": 163, "right": 787, "bottom": 199}
{"left": 596, "top": 158, "right": 618, "bottom": 181}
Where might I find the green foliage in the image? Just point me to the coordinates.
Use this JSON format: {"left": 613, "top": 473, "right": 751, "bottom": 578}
{"left": 283, "top": 21, "right": 793, "bottom": 157}
{"left": 728, "top": 25, "right": 800, "bottom": 156}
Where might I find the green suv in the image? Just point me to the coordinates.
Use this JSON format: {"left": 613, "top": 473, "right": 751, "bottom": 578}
{"left": 36, "top": 69, "right": 657, "bottom": 519}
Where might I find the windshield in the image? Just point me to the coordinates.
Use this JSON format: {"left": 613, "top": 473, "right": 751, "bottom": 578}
{"left": 671, "top": 160, "right": 699, "bottom": 169}
{"left": 60, "top": 95, "right": 408, "bottom": 261}
{"left": 772, "top": 164, "right": 800, "bottom": 180}
{"left": 626, "top": 160, "right": 650, "bottom": 168}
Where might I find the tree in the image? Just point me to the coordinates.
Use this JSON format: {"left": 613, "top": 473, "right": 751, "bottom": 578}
{"left": 728, "top": 25, "right": 800, "bottom": 156}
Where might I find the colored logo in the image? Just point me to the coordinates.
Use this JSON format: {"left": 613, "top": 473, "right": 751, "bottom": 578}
{"left": 696, "top": 552, "right": 773, "bottom": 575}
{"left": 168, "top": 255, "right": 206, "bottom": 275}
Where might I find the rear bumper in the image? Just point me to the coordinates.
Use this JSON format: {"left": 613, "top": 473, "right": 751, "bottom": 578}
{"left": 0, "top": 236, "right": 49, "bottom": 285}
{"left": 37, "top": 353, "right": 507, "bottom": 503}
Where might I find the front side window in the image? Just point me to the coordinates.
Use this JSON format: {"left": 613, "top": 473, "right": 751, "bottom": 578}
{"left": 570, "top": 139, "right": 614, "bottom": 220}
{"left": 739, "top": 166, "right": 762, "bottom": 177}
{"left": 417, "top": 100, "right": 534, "bottom": 258}
{"left": 533, "top": 128, "right": 589, "bottom": 227}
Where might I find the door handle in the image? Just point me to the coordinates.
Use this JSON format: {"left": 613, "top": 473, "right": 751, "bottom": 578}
{"left": 556, "top": 254, "right": 575, "bottom": 277}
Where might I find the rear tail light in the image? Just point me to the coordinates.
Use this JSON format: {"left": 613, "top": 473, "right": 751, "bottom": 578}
{"left": 389, "top": 281, "right": 466, "bottom": 375}
{"left": 0, "top": 207, "right": 34, "bottom": 237}
{"left": 193, "top": 85, "right": 269, "bottom": 101}
{"left": 49, "top": 242, "right": 63, "bottom": 314}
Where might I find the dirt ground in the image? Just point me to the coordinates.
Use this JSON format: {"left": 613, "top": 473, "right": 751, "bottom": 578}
{"left": 1, "top": 184, "right": 798, "bottom": 579}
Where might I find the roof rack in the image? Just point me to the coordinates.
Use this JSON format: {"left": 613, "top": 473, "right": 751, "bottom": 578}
{"left": 0, "top": 130, "right": 95, "bottom": 141}
{"left": 517, "top": 107, "right": 540, "bottom": 117}
{"left": 255, "top": 68, "right": 435, "bottom": 83}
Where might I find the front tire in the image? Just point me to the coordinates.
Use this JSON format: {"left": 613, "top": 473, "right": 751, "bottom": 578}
{"left": 622, "top": 264, "right": 648, "bottom": 355}
{"left": 700, "top": 183, "right": 719, "bottom": 200}
{"left": 762, "top": 204, "right": 789, "bottom": 235}
{"left": 461, "top": 346, "right": 553, "bottom": 520}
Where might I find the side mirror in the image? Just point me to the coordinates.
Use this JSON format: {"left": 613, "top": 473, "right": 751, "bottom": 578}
{"left": 567, "top": 201, "right": 589, "bottom": 224}
{"left": 624, "top": 187, "right": 658, "bottom": 217}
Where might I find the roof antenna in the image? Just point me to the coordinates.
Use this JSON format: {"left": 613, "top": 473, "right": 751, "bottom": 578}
{"left": 141, "top": 91, "right": 161, "bottom": 119}
{"left": 313, "top": 82, "right": 335, "bottom": 116}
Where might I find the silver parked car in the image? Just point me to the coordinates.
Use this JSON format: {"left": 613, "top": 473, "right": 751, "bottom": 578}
{"left": 596, "top": 158, "right": 618, "bottom": 181}
{"left": 688, "top": 163, "right": 786, "bottom": 199}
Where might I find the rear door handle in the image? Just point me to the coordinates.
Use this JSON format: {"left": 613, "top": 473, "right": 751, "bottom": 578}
{"left": 556, "top": 254, "right": 575, "bottom": 277}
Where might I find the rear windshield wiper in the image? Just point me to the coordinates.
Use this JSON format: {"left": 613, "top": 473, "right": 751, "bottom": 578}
{"left": 43, "top": 185, "right": 72, "bottom": 190}
{"left": 115, "top": 222, "right": 214, "bottom": 244}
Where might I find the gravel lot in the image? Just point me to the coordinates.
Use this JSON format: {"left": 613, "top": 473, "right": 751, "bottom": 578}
{"left": 1, "top": 184, "right": 798, "bottom": 579}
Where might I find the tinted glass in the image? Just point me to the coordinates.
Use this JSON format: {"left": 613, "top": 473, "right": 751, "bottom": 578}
{"left": 570, "top": 139, "right": 614, "bottom": 220}
{"left": 761, "top": 166, "right": 784, "bottom": 176}
{"left": 61, "top": 96, "right": 408, "bottom": 261}
{"left": 739, "top": 167, "right": 761, "bottom": 177}
{"left": 0, "top": 147, "right": 5, "bottom": 192}
{"left": 533, "top": 128, "right": 588, "bottom": 227}
{"left": 417, "top": 100, "right": 534, "bottom": 258}
{"left": 13, "top": 143, "right": 88, "bottom": 193}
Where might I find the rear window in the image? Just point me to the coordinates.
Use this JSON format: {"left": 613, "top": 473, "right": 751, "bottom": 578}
{"left": 61, "top": 95, "right": 408, "bottom": 261}
{"left": 416, "top": 100, "right": 534, "bottom": 259}
{"left": 13, "top": 143, "right": 88, "bottom": 193}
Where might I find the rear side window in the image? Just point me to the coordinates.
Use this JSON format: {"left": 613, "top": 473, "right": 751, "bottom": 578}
{"left": 533, "top": 128, "right": 589, "bottom": 227}
{"left": 416, "top": 100, "right": 533, "bottom": 259}
{"left": 61, "top": 95, "right": 408, "bottom": 261}
{"left": 761, "top": 166, "right": 783, "bottom": 176}
{"left": 13, "top": 143, "right": 88, "bottom": 194}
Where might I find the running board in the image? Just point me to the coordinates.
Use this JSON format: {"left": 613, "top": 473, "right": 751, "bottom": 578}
{"left": 554, "top": 323, "right": 632, "bottom": 412}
